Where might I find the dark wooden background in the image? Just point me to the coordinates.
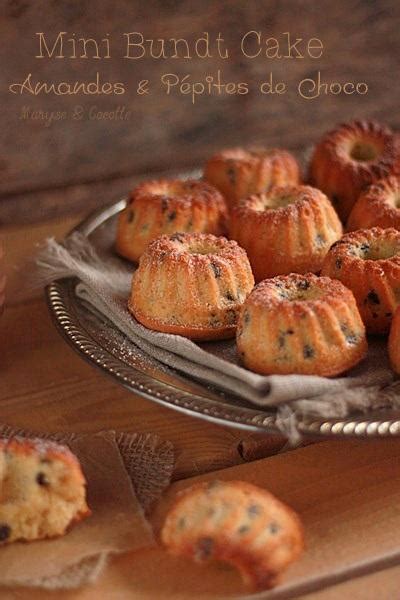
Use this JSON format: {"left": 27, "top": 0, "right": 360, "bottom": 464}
{"left": 0, "top": 0, "right": 399, "bottom": 224}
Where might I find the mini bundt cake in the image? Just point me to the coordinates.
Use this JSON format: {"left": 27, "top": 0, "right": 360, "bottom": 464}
{"left": 388, "top": 305, "right": 400, "bottom": 374}
{"left": 321, "top": 227, "right": 400, "bottom": 334}
{"left": 204, "top": 147, "right": 300, "bottom": 209}
{"left": 161, "top": 480, "right": 304, "bottom": 591}
{"left": 309, "top": 120, "right": 400, "bottom": 223}
{"left": 116, "top": 179, "right": 227, "bottom": 262}
{"left": 129, "top": 232, "right": 255, "bottom": 340}
{"left": 236, "top": 273, "right": 367, "bottom": 376}
{"left": 0, "top": 437, "right": 90, "bottom": 544}
{"left": 229, "top": 185, "right": 342, "bottom": 281}
{"left": 347, "top": 176, "right": 400, "bottom": 231}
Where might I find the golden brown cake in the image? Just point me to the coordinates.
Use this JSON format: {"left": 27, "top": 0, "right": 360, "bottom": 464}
{"left": 204, "top": 147, "right": 300, "bottom": 209}
{"left": 229, "top": 185, "right": 342, "bottom": 281}
{"left": 116, "top": 179, "right": 227, "bottom": 262}
{"left": 388, "top": 305, "right": 400, "bottom": 374}
{"left": 347, "top": 176, "right": 400, "bottom": 231}
{"left": 236, "top": 273, "right": 367, "bottom": 376}
{"left": 129, "top": 232, "right": 255, "bottom": 340}
{"left": 309, "top": 120, "right": 400, "bottom": 223}
{"left": 321, "top": 227, "right": 400, "bottom": 334}
{"left": 0, "top": 437, "right": 90, "bottom": 544}
{"left": 161, "top": 480, "right": 304, "bottom": 591}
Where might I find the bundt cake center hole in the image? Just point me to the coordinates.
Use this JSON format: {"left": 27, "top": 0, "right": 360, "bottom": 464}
{"left": 188, "top": 244, "right": 220, "bottom": 255}
{"left": 350, "top": 140, "right": 381, "bottom": 162}
{"left": 263, "top": 193, "right": 296, "bottom": 210}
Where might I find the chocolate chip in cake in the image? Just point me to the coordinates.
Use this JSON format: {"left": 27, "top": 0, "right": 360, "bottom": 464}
{"left": 168, "top": 211, "right": 177, "bottom": 222}
{"left": 127, "top": 210, "right": 135, "bottom": 223}
{"left": 170, "top": 232, "right": 185, "bottom": 242}
{"left": 359, "top": 243, "right": 370, "bottom": 253}
{"left": 248, "top": 504, "right": 262, "bottom": 518}
{"left": 227, "top": 167, "right": 236, "bottom": 185}
{"left": 335, "top": 258, "right": 342, "bottom": 270}
{"left": 226, "top": 309, "right": 237, "bottom": 324}
{"left": 268, "top": 521, "right": 280, "bottom": 534}
{"left": 36, "top": 472, "right": 50, "bottom": 486}
{"left": 161, "top": 196, "right": 169, "bottom": 212}
{"left": 0, "top": 525, "right": 11, "bottom": 542}
{"left": 238, "top": 525, "right": 250, "bottom": 535}
{"left": 243, "top": 310, "right": 250, "bottom": 325}
{"left": 210, "top": 262, "right": 221, "bottom": 278}
{"left": 365, "top": 290, "right": 380, "bottom": 305}
{"left": 195, "top": 536, "right": 214, "bottom": 560}
{"left": 297, "top": 280, "right": 310, "bottom": 290}
{"left": 315, "top": 234, "right": 325, "bottom": 247}
{"left": 225, "top": 291, "right": 235, "bottom": 302}
{"left": 303, "top": 344, "right": 315, "bottom": 359}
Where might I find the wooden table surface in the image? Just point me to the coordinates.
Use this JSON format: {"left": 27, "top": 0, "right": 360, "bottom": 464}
{"left": 1, "top": 213, "right": 400, "bottom": 599}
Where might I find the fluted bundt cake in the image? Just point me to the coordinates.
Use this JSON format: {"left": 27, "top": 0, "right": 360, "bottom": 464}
{"left": 229, "top": 185, "right": 342, "bottom": 281}
{"left": 129, "top": 232, "right": 255, "bottom": 340}
{"left": 116, "top": 179, "right": 227, "bottom": 262}
{"left": 204, "top": 147, "right": 300, "bottom": 209}
{"left": 161, "top": 480, "right": 304, "bottom": 591}
{"left": 236, "top": 273, "right": 367, "bottom": 376}
{"left": 347, "top": 176, "right": 400, "bottom": 231}
{"left": 388, "top": 305, "right": 400, "bottom": 374}
{"left": 321, "top": 227, "right": 400, "bottom": 334}
{"left": 309, "top": 120, "right": 400, "bottom": 223}
{"left": 0, "top": 437, "right": 90, "bottom": 544}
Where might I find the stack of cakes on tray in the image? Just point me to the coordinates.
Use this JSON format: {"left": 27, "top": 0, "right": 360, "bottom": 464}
{"left": 116, "top": 120, "right": 400, "bottom": 377}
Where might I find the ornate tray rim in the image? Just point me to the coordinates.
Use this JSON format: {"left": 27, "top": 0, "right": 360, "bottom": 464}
{"left": 45, "top": 199, "right": 400, "bottom": 439}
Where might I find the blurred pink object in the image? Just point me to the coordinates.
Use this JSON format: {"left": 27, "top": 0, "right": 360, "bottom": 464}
{"left": 0, "top": 244, "right": 5, "bottom": 314}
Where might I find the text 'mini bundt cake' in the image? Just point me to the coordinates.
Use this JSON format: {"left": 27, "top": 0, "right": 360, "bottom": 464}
{"left": 229, "top": 185, "right": 343, "bottom": 281}
{"left": 347, "top": 176, "right": 400, "bottom": 231}
{"left": 204, "top": 147, "right": 300, "bottom": 209}
{"left": 0, "top": 437, "right": 90, "bottom": 544}
{"left": 322, "top": 227, "right": 400, "bottom": 334}
{"left": 236, "top": 273, "right": 367, "bottom": 376}
{"left": 116, "top": 179, "right": 228, "bottom": 262}
{"left": 310, "top": 120, "right": 400, "bottom": 222}
{"left": 129, "top": 232, "right": 255, "bottom": 340}
{"left": 161, "top": 480, "right": 304, "bottom": 591}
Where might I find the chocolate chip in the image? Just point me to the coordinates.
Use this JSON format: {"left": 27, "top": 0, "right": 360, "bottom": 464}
{"left": 0, "top": 525, "right": 11, "bottom": 542}
{"left": 335, "top": 258, "right": 342, "bottom": 270}
{"left": 297, "top": 280, "right": 310, "bottom": 290}
{"left": 225, "top": 291, "right": 235, "bottom": 301}
{"left": 170, "top": 232, "right": 184, "bottom": 242}
{"left": 227, "top": 167, "right": 236, "bottom": 185}
{"left": 226, "top": 309, "right": 237, "bottom": 324}
{"left": 360, "top": 243, "right": 370, "bottom": 253}
{"left": 243, "top": 311, "right": 250, "bottom": 325}
{"left": 268, "top": 522, "right": 280, "bottom": 534}
{"left": 210, "top": 262, "right": 221, "bottom": 278}
{"left": 287, "top": 329, "right": 294, "bottom": 335}
{"left": 238, "top": 525, "right": 250, "bottom": 535}
{"left": 365, "top": 291, "right": 380, "bottom": 305}
{"left": 303, "top": 344, "right": 315, "bottom": 359}
{"left": 168, "top": 211, "right": 177, "bottom": 222}
{"left": 315, "top": 234, "right": 325, "bottom": 247}
{"left": 346, "top": 334, "right": 358, "bottom": 345}
{"left": 36, "top": 472, "right": 49, "bottom": 486}
{"left": 196, "top": 537, "right": 214, "bottom": 560}
{"left": 248, "top": 504, "right": 262, "bottom": 518}
{"left": 161, "top": 196, "right": 169, "bottom": 212}
{"left": 127, "top": 210, "right": 134, "bottom": 223}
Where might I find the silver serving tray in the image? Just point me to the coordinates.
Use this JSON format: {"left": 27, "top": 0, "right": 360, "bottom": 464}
{"left": 46, "top": 199, "right": 400, "bottom": 438}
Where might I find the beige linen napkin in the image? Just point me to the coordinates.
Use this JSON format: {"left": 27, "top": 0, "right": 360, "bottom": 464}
{"left": 37, "top": 235, "right": 399, "bottom": 420}
{"left": 0, "top": 426, "right": 174, "bottom": 589}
